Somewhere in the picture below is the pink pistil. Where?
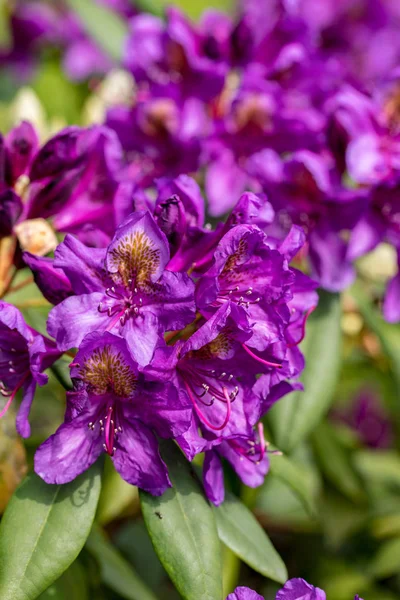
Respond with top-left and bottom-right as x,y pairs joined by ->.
104,406 -> 115,456
183,379 -> 231,431
0,372 -> 29,419
257,422 -> 266,460
105,309 -> 126,332
242,344 -> 282,369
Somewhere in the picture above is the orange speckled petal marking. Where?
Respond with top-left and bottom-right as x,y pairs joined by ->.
79,343 -> 137,397
106,212 -> 169,286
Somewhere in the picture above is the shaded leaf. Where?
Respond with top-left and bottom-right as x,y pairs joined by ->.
0,463 -> 102,600
213,491 -> 287,583
86,527 -> 157,600
140,441 -> 223,600
268,291 -> 342,453
311,422 -> 365,502
269,453 -> 317,517
370,537 -> 400,579
38,561 -> 89,600
351,282 -> 400,396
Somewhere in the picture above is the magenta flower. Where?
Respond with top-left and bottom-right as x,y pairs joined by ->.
34,332 -> 191,494
47,211 -> 195,365
0,301 -> 61,438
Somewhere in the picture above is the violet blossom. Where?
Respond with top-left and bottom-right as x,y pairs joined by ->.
0,301 -> 61,438
35,332 -> 190,494
47,211 -> 195,365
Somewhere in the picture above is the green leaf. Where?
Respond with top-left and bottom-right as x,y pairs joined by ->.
37,561 -> 89,600
269,453 -> 317,517
0,463 -> 102,600
353,450 -> 400,487
65,0 -> 128,62
350,282 -> 400,395
370,537 -> 400,579
140,442 -> 223,600
86,527 -> 157,600
213,491 -> 287,583
268,290 -> 342,453
311,422 -> 365,502
0,0 -> 12,51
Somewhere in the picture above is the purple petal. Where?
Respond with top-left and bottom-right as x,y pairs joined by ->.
276,578 -> 326,600
384,269 -> 400,323
5,121 -> 38,184
150,270 -> 195,331
54,233 -> 107,294
47,293 -> 109,351
206,152 -> 248,217
309,228 -> 355,292
34,408 -> 104,484
23,252 -> 73,305
203,450 -> 225,506
124,311 -> 161,366
16,377 -> 36,439
112,418 -> 171,495
226,586 -> 264,600
219,439 -> 269,487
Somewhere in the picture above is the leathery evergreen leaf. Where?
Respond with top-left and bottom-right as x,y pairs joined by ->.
0,462 -> 102,600
212,491 -> 287,584
140,441 -> 223,600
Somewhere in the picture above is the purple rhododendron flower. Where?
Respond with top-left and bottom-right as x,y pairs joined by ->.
47,211 -> 195,365
0,301 -> 61,438
226,586 -> 264,599
276,578 -> 326,600
35,332 -> 191,494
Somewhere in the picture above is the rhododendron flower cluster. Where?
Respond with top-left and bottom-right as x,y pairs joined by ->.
227,578 -> 364,599
0,116 -> 317,501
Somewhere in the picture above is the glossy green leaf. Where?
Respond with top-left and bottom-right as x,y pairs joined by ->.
268,290 -> 342,453
269,453 -> 317,517
0,463 -> 102,600
86,527 -> 157,600
213,491 -> 287,583
140,442 -> 223,600
65,0 -> 128,62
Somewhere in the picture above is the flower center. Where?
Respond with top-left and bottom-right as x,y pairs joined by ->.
98,285 -> 144,328
88,405 -> 123,457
